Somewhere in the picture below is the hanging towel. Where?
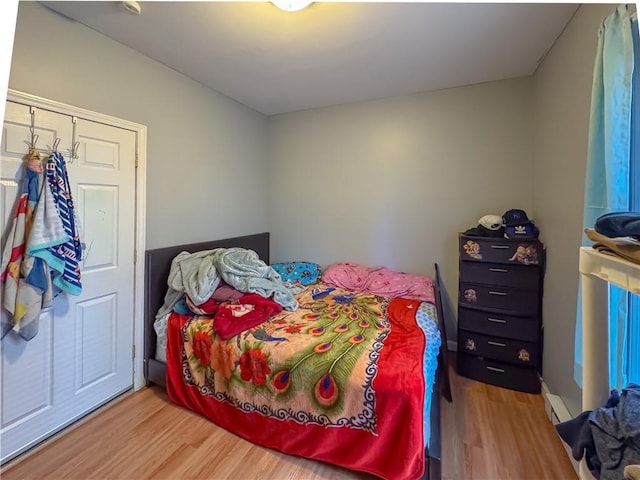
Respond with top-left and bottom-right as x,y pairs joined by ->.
25,154 -> 69,288
1,155 -> 57,340
27,153 -> 71,280
29,152 -> 83,295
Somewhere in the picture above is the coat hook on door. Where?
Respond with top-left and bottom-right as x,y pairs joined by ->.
47,137 -> 60,156
68,116 -> 80,163
24,106 -> 39,152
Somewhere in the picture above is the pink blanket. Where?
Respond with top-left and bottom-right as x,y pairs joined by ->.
321,262 -> 435,303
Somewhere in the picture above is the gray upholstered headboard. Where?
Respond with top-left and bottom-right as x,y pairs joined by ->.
143,232 -> 270,385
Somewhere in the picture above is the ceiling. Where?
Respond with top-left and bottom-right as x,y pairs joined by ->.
40,2 -> 579,116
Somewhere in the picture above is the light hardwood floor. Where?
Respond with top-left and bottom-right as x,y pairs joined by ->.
2,363 -> 577,480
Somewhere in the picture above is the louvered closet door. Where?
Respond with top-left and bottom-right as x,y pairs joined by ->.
0,101 -> 136,464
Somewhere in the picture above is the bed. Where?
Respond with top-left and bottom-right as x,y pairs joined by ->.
144,232 -> 451,480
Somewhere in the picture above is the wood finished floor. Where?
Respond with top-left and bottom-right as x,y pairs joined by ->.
1,363 -> 577,480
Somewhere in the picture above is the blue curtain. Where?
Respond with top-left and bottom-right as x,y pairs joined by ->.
575,4 -> 634,390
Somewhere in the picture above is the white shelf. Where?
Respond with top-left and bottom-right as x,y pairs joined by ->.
578,247 -> 640,480
579,247 -> 640,294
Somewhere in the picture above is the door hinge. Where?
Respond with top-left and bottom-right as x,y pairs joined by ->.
132,345 -> 136,360
133,247 -> 137,264
135,153 -> 139,168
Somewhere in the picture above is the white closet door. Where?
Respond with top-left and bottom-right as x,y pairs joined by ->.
0,101 -> 136,463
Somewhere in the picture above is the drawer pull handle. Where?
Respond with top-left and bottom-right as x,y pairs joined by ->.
487,317 -> 507,324
489,291 -> 507,296
486,366 -> 505,373
489,268 -> 508,272
490,245 -> 510,249
488,341 -> 506,347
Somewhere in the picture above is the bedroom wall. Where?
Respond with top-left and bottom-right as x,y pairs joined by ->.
7,2 -> 269,250
267,78 -> 534,341
7,3 -> 610,414
531,3 -> 615,418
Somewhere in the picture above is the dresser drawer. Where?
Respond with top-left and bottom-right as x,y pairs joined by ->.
458,329 -> 538,366
459,261 -> 539,289
458,307 -> 539,342
459,282 -> 539,315
459,235 -> 542,266
457,352 -> 541,394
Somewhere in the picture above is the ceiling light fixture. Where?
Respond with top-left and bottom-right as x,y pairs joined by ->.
271,0 -> 313,12
121,1 -> 142,15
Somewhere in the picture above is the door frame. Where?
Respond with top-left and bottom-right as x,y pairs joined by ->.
6,89 -> 147,390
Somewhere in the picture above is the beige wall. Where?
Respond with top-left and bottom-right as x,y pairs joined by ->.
532,3 -> 614,417
8,1 -> 615,415
8,2 -> 269,249
267,78 -> 534,341
267,3 -> 615,415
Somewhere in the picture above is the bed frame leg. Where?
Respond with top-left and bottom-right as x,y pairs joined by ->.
428,457 -> 441,480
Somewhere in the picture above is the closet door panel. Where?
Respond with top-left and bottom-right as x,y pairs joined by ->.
77,132 -> 121,170
0,180 -> 19,238
1,105 -> 75,462
76,185 -> 118,270
1,103 -> 34,243
0,304 -> 58,460
1,309 -> 54,428
1,102 -> 136,464
74,293 -> 118,392
54,117 -> 135,419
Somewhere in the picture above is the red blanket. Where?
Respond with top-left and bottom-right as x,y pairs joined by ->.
166,285 -> 427,479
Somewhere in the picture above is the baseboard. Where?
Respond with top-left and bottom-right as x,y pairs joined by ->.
541,382 -> 580,477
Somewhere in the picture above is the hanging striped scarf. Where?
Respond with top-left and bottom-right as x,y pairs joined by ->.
44,152 -> 83,295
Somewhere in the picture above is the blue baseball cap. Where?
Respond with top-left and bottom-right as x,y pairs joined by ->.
503,209 -> 531,226
505,223 -> 539,239
594,212 -> 640,239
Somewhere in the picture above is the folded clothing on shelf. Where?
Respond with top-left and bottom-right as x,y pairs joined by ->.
585,228 -> 640,264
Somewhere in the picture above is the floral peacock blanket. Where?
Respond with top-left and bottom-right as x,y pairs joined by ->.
166,282 -> 439,480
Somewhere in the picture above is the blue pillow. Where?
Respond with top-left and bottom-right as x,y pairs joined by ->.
271,261 -> 321,285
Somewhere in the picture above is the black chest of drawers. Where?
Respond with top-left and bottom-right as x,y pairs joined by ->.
456,234 -> 545,394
